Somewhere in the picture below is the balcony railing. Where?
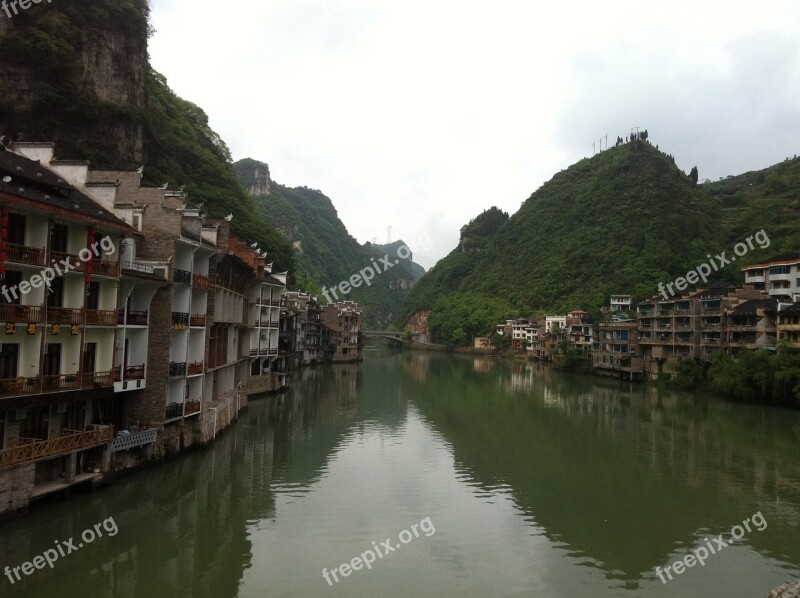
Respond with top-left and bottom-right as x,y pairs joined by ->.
187,361 -> 204,375
110,429 -> 157,452
47,307 -> 83,324
126,310 -> 148,326
0,426 -> 113,469
0,376 -> 39,398
193,274 -> 210,289
42,373 -> 81,392
7,243 -> 46,267
165,402 -> 183,420
169,362 -> 187,377
91,260 -> 119,276
173,269 -> 192,285
172,312 -> 189,328
190,314 -> 206,327
125,364 -> 145,380
184,400 -> 201,416
0,304 -> 42,323
49,251 -> 86,273
80,371 -> 113,388
86,309 -> 117,326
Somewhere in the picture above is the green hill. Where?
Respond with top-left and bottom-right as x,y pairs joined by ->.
234,159 -> 425,327
400,140 -> 800,345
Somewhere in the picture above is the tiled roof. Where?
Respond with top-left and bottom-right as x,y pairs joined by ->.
0,147 -> 129,229
731,298 -> 778,316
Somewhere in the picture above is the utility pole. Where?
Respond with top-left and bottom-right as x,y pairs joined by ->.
592,141 -> 596,155
605,134 -> 608,150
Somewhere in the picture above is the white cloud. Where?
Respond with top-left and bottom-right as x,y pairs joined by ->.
149,0 -> 800,269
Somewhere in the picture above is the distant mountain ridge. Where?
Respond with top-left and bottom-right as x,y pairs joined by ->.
234,158 -> 426,327
399,140 -> 800,345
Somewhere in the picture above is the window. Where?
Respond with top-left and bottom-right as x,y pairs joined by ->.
0,344 -> 19,379
7,213 -> 25,246
44,344 -> 61,377
50,223 -> 68,253
83,343 -> 97,374
1,271 -> 22,304
770,265 -> 790,275
47,277 -> 64,308
86,282 -> 100,311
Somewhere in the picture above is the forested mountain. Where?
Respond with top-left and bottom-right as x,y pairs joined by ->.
400,140 -> 800,345
234,159 -> 425,327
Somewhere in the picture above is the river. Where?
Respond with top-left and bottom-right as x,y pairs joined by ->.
1,348 -> 799,597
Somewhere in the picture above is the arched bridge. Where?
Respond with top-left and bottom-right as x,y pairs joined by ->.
361,330 -> 410,344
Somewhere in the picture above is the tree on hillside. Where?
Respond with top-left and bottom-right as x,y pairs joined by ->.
689,166 -> 699,185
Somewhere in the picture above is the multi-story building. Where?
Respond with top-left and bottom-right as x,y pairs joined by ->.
636,285 -> 767,379
545,315 -> 567,334
0,144 -> 135,513
566,310 -> 593,354
610,294 -> 633,312
280,291 -> 322,368
593,321 -> 642,379
741,254 -> 800,302
320,301 -> 362,362
725,298 -> 778,355
777,302 -> 800,348
306,296 -> 321,364
248,266 -> 287,395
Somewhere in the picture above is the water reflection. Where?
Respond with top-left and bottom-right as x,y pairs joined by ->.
0,350 -> 797,597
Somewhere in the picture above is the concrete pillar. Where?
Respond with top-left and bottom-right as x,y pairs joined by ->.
64,452 -> 77,483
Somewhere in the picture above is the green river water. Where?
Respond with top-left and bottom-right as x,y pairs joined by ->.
1,348 -> 799,597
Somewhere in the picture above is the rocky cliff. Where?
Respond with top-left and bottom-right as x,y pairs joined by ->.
0,0 -> 148,168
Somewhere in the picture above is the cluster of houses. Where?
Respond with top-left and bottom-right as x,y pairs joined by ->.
478,310 -> 594,359
0,141 -> 362,517
482,259 -> 800,382
595,257 -> 800,380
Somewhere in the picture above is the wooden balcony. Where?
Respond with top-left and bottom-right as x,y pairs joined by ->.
184,400 -> 201,416
42,373 -> 81,392
80,371 -> 113,389
7,243 -> 45,267
190,314 -> 206,327
117,364 -> 145,381
47,307 -> 84,324
187,361 -> 204,376
86,309 -> 117,326
0,376 -> 40,398
0,426 -> 113,469
49,251 -> 87,273
91,260 -> 119,276
125,310 -> 148,326
193,274 -> 210,289
0,304 -> 42,323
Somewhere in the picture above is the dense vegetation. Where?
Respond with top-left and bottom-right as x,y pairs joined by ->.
668,345 -> 800,407
236,159 -> 425,327
400,140 -> 800,345
140,71 -> 297,277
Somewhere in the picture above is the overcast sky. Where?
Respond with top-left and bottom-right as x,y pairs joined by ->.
149,0 -> 800,270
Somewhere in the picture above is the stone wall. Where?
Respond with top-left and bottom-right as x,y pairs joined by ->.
0,464 -> 35,517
